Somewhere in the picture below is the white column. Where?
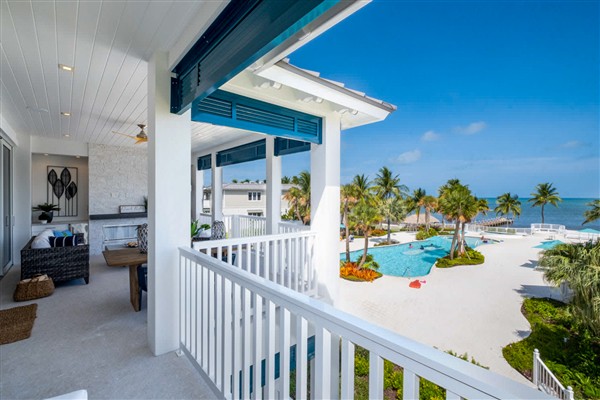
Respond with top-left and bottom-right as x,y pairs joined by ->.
265,137 -> 281,234
310,113 -> 341,305
147,51 -> 191,355
191,164 -> 204,220
211,152 -> 223,222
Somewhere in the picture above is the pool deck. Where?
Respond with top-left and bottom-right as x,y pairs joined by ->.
337,231 -> 570,386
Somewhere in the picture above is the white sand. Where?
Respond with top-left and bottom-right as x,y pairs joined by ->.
337,231 -> 567,385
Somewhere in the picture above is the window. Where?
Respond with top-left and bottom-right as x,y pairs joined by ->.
248,191 -> 261,201
203,192 -> 211,200
248,211 -> 263,217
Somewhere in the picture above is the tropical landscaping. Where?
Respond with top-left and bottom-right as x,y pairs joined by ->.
503,239 -> 600,397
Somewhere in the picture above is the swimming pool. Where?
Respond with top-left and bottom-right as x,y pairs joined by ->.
342,236 -> 494,278
534,240 -> 564,250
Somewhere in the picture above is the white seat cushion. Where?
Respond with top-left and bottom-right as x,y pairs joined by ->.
31,229 -> 54,249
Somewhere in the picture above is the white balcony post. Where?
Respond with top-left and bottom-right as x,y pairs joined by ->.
310,113 -> 341,304
265,137 -> 281,234
211,153 -> 223,223
191,165 -> 204,220
147,51 -> 191,355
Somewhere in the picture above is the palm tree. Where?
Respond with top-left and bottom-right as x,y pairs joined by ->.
281,176 -> 291,184
341,183 -> 357,262
494,193 -> 522,226
583,199 -> 600,225
373,166 -> 408,243
350,196 -> 382,268
283,171 -> 311,224
421,195 -> 438,231
528,183 -> 562,224
539,240 -> 600,336
438,184 -> 473,259
408,188 -> 426,224
437,181 -> 481,259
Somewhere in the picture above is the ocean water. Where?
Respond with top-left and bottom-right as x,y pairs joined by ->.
431,198 -> 599,231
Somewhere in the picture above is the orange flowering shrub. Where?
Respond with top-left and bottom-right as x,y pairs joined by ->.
340,262 -> 381,282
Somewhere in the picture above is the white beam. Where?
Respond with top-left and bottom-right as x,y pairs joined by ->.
191,164 -> 204,220
211,153 -> 223,222
310,113 -> 340,304
265,137 -> 281,234
147,51 -> 191,355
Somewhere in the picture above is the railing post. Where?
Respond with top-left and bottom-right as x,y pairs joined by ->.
403,369 -> 420,400
232,215 -> 240,238
565,386 -> 574,400
533,349 -> 539,387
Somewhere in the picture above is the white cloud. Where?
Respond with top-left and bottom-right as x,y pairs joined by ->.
561,140 -> 583,148
394,149 -> 422,164
421,130 -> 440,142
454,121 -> 487,135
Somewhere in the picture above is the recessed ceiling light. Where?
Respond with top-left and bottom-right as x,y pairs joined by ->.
63,134 -> 70,137
61,112 -> 71,116
58,64 -> 74,72
44,153 -> 49,156
75,156 -> 81,159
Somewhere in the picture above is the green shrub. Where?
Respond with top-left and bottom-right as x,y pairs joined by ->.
416,228 -> 439,240
436,249 -> 484,268
503,298 -> 600,398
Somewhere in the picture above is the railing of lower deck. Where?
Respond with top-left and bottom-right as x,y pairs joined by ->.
533,349 -> 574,400
531,223 -> 566,235
466,224 -> 532,235
179,246 -> 553,400
192,231 -> 316,296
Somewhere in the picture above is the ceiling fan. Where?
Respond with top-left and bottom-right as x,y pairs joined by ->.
112,124 -> 148,144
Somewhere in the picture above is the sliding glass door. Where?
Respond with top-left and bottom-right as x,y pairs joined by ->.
1,137 -> 13,275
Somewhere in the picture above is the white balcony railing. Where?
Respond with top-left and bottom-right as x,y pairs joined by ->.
179,246 -> 553,400
198,213 -> 309,238
533,349 -> 574,400
192,231 -> 317,295
278,220 -> 310,234
531,223 -> 566,235
466,224 -> 532,235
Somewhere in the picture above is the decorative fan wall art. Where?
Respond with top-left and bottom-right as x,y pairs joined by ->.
47,166 -> 78,217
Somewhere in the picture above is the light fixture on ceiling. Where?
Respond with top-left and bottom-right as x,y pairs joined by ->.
58,64 -> 74,72
75,156 -> 81,159
298,29 -> 311,41
61,112 -> 71,116
301,95 -> 323,104
63,134 -> 70,138
258,80 -> 282,90
44,153 -> 49,156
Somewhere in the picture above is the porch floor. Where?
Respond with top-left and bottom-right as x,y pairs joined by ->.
0,255 -> 214,399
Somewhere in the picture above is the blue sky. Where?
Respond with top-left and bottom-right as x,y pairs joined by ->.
223,1 -> 599,198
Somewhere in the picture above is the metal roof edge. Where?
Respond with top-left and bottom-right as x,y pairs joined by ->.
274,60 -> 397,113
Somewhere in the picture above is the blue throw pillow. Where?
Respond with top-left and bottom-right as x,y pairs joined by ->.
49,236 -> 78,247
53,230 -> 73,237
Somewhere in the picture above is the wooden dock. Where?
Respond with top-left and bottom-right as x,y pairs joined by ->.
475,217 -> 513,227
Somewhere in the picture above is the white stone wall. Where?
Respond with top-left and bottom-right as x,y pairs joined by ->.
89,144 -> 147,214
88,144 -> 147,254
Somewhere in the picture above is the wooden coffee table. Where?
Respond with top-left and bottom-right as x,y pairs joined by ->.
102,248 -> 147,312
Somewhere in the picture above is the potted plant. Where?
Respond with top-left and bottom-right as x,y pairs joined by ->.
32,203 -> 60,223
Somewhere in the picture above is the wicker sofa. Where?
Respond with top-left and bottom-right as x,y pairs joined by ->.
21,233 -> 89,284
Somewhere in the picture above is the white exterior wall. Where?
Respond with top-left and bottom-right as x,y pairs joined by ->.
206,186 -> 291,216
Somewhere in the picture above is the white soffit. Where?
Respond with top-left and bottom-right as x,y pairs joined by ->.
0,0 -> 220,147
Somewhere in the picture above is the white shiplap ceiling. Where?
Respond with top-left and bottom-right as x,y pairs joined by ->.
0,0 -> 226,147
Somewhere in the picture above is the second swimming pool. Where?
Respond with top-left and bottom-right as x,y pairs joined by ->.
343,235 -> 495,277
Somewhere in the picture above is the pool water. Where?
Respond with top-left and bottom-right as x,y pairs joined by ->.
342,236 -> 494,278
534,240 -> 564,250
